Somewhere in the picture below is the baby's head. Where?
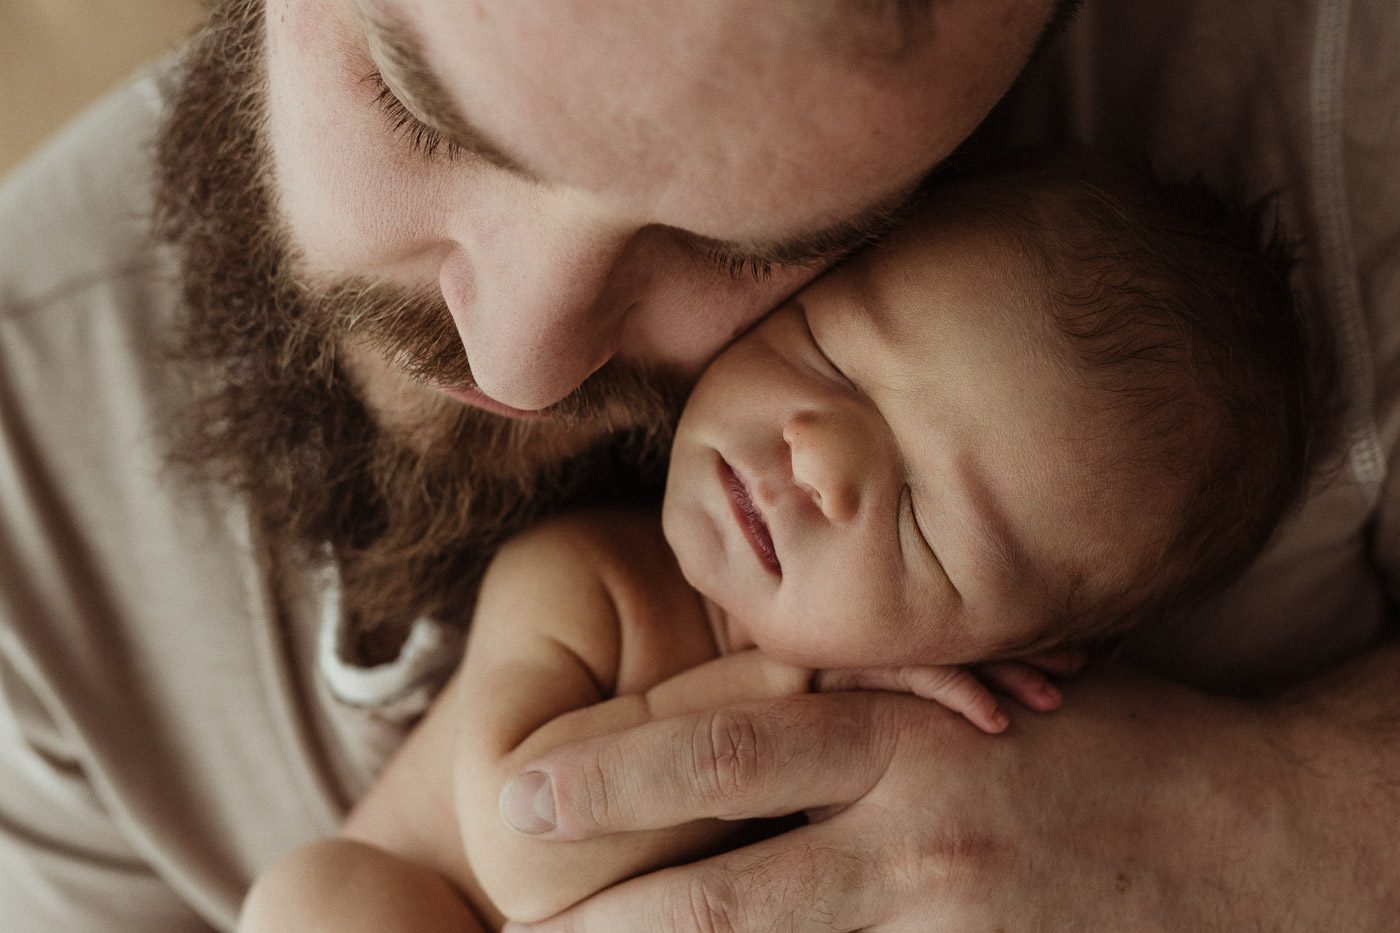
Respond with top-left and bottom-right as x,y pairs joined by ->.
662,156 -> 1326,668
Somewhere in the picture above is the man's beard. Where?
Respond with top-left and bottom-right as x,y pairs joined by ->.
154,0 -> 682,661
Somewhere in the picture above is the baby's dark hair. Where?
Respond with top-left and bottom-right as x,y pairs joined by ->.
934,153 -> 1331,647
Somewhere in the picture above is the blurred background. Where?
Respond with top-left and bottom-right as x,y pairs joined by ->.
1,0 -> 203,177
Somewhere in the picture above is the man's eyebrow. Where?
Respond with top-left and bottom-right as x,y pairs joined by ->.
358,1 -> 544,182
693,193 -> 914,267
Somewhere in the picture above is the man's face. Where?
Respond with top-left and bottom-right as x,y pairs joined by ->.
262,0 -> 1056,422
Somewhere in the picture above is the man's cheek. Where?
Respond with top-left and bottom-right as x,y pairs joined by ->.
626,261 -> 818,380
263,0 -> 437,277
265,97 -> 411,274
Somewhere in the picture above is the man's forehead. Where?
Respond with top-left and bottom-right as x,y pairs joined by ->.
367,0 -> 929,59
356,0 -> 1016,239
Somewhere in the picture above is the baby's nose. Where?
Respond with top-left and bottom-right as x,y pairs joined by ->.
783,410 -> 862,523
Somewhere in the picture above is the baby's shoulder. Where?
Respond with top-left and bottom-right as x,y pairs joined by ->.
489,507 -> 685,603
484,508 -> 712,691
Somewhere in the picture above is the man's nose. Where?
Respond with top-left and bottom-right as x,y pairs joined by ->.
782,409 -> 867,524
441,199 -> 641,411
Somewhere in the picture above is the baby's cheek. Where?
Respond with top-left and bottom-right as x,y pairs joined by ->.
811,581 -> 932,669
758,583 -> 877,669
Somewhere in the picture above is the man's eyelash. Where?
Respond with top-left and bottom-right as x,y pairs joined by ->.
363,71 -> 463,161
700,244 -> 775,283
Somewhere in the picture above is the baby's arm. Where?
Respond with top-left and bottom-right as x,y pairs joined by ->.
239,838 -> 486,933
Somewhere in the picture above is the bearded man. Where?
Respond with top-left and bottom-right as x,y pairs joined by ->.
1,0 -> 1398,930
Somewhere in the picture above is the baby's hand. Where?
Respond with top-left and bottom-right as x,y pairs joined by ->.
813,649 -> 1086,734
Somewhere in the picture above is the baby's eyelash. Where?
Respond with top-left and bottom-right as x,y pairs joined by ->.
797,307 -> 854,388
363,71 -> 463,161
902,485 -> 933,552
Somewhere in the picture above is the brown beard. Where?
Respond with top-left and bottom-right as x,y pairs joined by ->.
153,0 -> 682,662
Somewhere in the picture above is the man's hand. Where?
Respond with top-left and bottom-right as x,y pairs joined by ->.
497,654 -> 1400,931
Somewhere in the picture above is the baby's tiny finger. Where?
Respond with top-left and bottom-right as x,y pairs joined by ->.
1018,648 -> 1088,677
975,661 -> 1062,712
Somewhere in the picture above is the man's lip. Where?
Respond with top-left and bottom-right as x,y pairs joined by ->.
719,457 -> 781,577
432,382 -> 548,420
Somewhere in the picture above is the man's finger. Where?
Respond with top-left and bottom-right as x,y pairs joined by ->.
499,692 -> 904,840
502,821 -> 885,933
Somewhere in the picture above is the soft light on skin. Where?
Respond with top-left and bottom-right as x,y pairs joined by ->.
662,214 -> 1158,669
261,0 -> 1055,419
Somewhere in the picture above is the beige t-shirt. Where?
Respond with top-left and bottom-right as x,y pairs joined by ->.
0,72 -> 440,932
0,0 -> 1396,929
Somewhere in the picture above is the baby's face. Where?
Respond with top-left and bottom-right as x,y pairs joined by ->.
663,214 -> 1141,668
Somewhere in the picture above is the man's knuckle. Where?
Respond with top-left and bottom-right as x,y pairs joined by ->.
581,756 -> 614,828
690,708 -> 763,801
661,875 -> 739,933
892,822 -> 1010,907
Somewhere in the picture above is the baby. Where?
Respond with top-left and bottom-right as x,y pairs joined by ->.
238,156 -> 1324,931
